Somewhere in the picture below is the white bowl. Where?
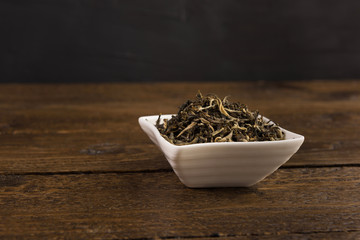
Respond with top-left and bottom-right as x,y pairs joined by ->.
139,114 -> 304,188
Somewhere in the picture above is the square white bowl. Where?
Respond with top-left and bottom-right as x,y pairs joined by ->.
139,114 -> 304,188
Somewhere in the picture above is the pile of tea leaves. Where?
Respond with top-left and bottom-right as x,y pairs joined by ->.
155,92 -> 285,145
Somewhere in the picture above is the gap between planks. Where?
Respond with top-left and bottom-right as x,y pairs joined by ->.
1,164 -> 360,176
108,229 -> 360,240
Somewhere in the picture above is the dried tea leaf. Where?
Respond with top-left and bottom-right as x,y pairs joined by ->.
156,92 -> 285,145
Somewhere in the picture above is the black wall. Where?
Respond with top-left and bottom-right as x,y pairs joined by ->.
1,0 -> 360,82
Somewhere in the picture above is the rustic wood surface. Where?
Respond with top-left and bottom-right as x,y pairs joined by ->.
0,80 -> 359,239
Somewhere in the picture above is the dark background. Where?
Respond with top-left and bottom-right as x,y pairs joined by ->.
1,0 -> 360,82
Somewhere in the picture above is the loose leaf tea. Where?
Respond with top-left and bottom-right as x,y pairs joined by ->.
156,92 -> 285,145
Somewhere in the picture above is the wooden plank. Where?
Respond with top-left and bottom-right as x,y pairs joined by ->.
0,167 -> 359,239
0,81 -> 359,174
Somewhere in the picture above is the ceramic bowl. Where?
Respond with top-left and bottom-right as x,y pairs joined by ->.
139,114 -> 304,188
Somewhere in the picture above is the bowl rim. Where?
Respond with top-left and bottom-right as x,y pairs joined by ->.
139,114 -> 305,149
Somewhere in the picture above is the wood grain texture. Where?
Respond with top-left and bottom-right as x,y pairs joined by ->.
1,0 -> 360,82
0,81 -> 359,174
0,167 -> 359,239
0,81 -> 359,239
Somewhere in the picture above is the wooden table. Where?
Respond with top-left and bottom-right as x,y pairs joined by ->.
0,81 -> 359,239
